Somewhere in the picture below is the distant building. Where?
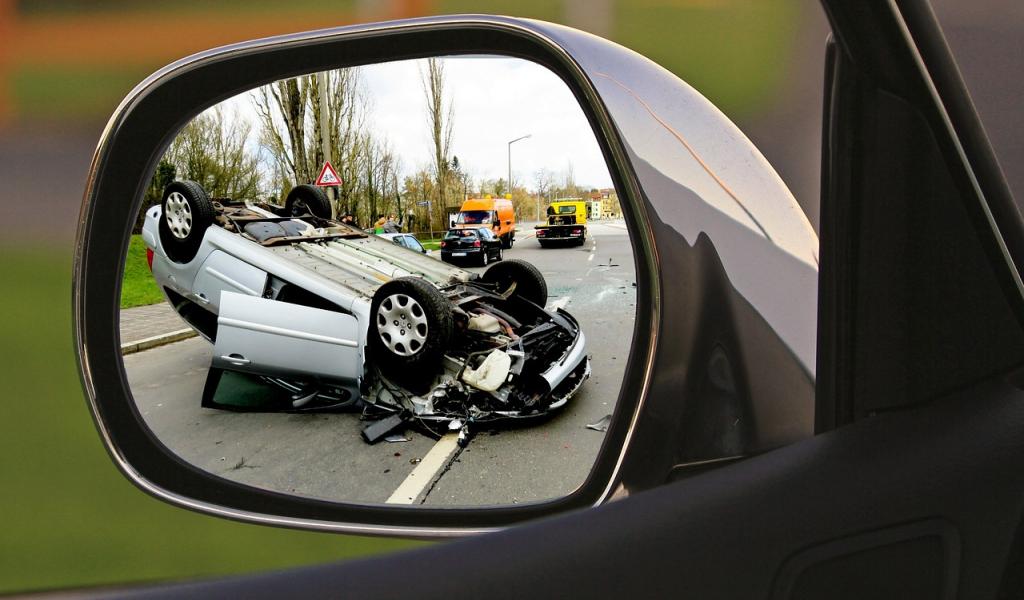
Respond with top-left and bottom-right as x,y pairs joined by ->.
596,188 -> 620,218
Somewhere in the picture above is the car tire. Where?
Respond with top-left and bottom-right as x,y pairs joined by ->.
284,184 -> 332,219
496,247 -> 503,261
501,234 -> 513,249
158,180 -> 215,264
369,277 -> 453,390
480,250 -> 490,267
481,258 -> 548,306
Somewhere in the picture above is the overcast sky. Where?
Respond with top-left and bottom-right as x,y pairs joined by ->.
219,56 -> 613,191
358,56 -> 613,190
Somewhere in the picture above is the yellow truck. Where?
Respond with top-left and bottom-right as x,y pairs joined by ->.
535,199 -> 587,247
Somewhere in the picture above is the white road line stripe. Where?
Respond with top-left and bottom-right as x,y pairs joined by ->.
588,253 -> 595,261
386,433 -> 461,504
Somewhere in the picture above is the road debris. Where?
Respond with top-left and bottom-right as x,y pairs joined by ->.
586,414 -> 612,432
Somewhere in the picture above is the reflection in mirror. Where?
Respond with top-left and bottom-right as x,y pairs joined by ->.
120,56 -> 635,507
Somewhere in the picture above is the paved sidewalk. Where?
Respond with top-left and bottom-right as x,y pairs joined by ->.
119,302 -> 195,354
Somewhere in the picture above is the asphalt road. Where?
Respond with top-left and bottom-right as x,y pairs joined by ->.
123,220 -> 637,507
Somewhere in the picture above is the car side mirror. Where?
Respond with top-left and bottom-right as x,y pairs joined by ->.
75,15 -> 816,537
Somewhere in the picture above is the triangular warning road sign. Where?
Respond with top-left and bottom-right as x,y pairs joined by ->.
315,161 -> 342,186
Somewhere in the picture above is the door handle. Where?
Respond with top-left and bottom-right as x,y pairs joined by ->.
193,292 -> 210,305
220,354 -> 250,366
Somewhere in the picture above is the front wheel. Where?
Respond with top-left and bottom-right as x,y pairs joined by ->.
369,277 -> 453,391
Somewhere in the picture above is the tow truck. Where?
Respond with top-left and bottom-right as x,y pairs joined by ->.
534,199 -> 587,247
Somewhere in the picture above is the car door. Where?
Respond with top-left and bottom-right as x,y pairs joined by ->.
170,4 -> 1024,597
191,249 -> 268,311
211,291 -> 362,399
478,228 -> 498,259
68,2 -> 1024,598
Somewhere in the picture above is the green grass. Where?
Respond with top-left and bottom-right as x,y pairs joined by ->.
0,247 -> 420,594
120,235 -> 164,309
420,238 -> 442,251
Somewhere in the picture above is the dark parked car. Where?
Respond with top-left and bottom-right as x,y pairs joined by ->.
439,227 -> 503,266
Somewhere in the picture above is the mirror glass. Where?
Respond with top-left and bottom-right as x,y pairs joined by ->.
120,55 -> 636,507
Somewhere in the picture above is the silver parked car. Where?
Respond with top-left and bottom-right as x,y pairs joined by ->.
143,180 -> 589,441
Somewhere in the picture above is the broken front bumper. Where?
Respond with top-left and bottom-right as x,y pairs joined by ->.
539,308 -> 588,394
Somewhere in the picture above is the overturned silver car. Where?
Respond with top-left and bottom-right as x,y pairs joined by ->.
142,180 -> 590,443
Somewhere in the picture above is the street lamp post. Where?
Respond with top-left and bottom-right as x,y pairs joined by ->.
507,134 -> 531,195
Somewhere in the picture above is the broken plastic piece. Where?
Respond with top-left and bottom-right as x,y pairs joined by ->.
362,413 -> 406,444
457,425 -> 471,447
461,350 -> 512,392
467,312 -> 502,334
384,434 -> 410,443
586,414 -> 612,432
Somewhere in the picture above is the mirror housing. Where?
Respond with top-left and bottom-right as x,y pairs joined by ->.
75,15 -> 817,536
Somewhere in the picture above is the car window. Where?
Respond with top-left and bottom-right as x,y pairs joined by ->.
405,237 -> 425,252
457,210 -> 492,224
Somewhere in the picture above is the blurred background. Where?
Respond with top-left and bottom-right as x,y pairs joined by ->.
0,0 -> 1018,593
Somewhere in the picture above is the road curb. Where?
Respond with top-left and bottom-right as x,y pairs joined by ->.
121,328 -> 197,355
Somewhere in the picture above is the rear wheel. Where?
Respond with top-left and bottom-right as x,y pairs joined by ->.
481,258 -> 548,306
284,184 -> 332,219
480,250 -> 490,267
158,180 -> 215,264
369,277 -> 453,390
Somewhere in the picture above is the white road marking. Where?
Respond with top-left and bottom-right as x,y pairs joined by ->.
386,433 -> 461,504
588,253 -> 595,262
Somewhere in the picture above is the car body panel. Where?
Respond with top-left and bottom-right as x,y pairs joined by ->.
212,291 -> 363,397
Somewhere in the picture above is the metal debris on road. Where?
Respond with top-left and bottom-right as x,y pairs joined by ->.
586,414 -> 612,432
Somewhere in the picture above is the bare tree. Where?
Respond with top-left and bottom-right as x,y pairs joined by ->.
253,77 -> 312,185
165,106 -> 260,199
534,168 -> 555,200
422,58 -> 454,230
252,68 -> 367,214
534,167 -> 555,220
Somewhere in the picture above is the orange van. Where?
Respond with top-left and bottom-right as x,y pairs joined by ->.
453,195 -> 516,248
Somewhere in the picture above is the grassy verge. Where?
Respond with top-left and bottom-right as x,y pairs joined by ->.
0,246 -> 420,594
420,238 -> 442,251
120,235 -> 164,309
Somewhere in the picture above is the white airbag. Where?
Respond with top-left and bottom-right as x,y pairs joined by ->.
461,349 -> 512,392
